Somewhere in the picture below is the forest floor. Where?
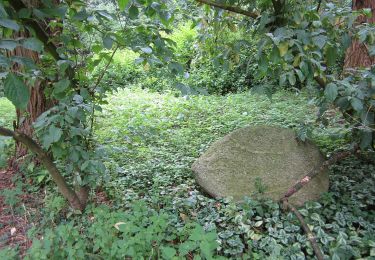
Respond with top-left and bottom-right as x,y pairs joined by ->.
0,88 -> 374,259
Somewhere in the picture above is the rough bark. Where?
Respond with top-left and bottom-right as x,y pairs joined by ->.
6,0 -> 54,162
344,0 -> 375,148
344,0 -> 375,69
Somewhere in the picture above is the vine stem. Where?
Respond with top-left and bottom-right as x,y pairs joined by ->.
284,200 -> 324,260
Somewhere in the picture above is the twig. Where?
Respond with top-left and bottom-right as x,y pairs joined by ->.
316,0 -> 322,12
93,45 -> 119,91
280,149 -> 353,201
195,0 -> 259,19
89,45 -> 119,136
284,201 -> 324,260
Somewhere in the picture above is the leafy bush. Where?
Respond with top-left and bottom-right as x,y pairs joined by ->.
98,23 -> 265,95
25,203 -> 222,259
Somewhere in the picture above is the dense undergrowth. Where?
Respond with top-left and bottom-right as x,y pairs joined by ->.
0,88 -> 374,259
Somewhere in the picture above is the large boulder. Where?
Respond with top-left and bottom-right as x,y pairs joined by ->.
192,125 -> 328,206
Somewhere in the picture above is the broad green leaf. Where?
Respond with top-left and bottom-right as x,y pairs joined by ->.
128,5 -> 139,19
141,47 -> 152,54
0,55 -> 10,68
279,73 -> 287,86
0,3 -> 7,18
326,45 -> 337,67
103,35 -> 113,49
369,45 -> 375,56
161,247 -> 176,259
351,97 -> 363,112
324,83 -> 338,102
288,72 -> 296,86
96,10 -> 114,20
23,38 -> 44,52
168,62 -> 183,75
118,0 -> 129,11
0,18 -> 20,31
299,61 -> 310,76
341,33 -> 351,49
4,73 -> 30,109
53,78 -> 70,94
336,97 -> 350,110
0,40 -> 18,51
17,8 -> 32,19
270,46 -> 280,63
42,125 -> 63,148
360,130 -> 372,150
278,42 -> 288,57
295,69 -> 305,82
312,35 -> 327,49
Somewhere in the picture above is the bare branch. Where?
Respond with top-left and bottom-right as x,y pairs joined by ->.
0,126 -> 85,211
195,0 -> 259,19
280,149 -> 353,202
284,201 -> 324,260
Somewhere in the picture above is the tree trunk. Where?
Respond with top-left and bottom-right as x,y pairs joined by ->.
9,45 -> 53,161
344,0 -> 375,149
344,0 -> 375,69
7,0 -> 54,164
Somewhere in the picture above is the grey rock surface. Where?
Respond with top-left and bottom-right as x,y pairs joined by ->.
192,125 -> 328,206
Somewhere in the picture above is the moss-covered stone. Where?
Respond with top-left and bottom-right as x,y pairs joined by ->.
192,125 -> 328,206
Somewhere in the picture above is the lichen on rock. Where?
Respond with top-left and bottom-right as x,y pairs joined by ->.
192,125 -> 328,206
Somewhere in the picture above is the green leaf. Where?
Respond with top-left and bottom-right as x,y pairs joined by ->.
4,73 -> 30,109
278,42 -> 288,57
336,97 -> 350,110
0,40 -> 18,51
279,73 -> 287,86
118,0 -> 129,11
179,241 -> 198,256
295,69 -> 305,82
288,72 -> 296,86
270,46 -> 280,63
161,247 -> 176,259
312,35 -> 327,49
168,62 -> 184,75
360,130 -> 372,150
200,240 -> 212,259
53,78 -> 70,94
103,35 -> 113,49
324,83 -> 338,102
299,61 -> 310,76
369,45 -> 375,56
128,5 -> 139,19
326,45 -> 337,67
141,47 -> 152,54
351,97 -> 363,112
23,38 -> 44,52
44,125 -> 63,148
0,18 -> 20,31
0,55 -> 10,68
